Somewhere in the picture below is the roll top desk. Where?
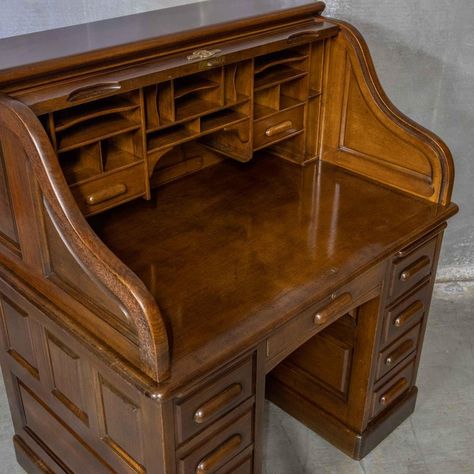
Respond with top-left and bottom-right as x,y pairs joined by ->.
0,1 -> 457,472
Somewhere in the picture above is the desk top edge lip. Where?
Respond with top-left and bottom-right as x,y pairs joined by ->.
0,0 -> 327,87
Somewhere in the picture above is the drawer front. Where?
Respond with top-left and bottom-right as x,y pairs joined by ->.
376,324 -> 421,381
70,163 -> 146,216
371,359 -> 415,419
178,409 -> 253,474
265,264 -> 383,372
215,447 -> 253,474
389,237 -> 437,302
175,358 -> 254,444
382,281 -> 432,345
253,105 -> 304,150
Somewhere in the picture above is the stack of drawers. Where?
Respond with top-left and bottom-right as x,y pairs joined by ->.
370,235 -> 439,420
174,357 -> 255,474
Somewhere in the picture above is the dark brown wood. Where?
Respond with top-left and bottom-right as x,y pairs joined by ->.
0,1 -> 458,472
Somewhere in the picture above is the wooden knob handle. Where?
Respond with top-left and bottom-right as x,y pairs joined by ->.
67,82 -> 121,102
399,256 -> 431,282
314,293 -> 353,325
86,183 -> 127,206
287,31 -> 321,43
265,120 -> 294,137
394,300 -> 424,328
385,339 -> 415,367
195,435 -> 242,473
193,383 -> 243,424
380,378 -> 409,407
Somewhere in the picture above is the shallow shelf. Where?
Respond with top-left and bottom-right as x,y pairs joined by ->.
174,77 -> 220,99
147,125 -> 197,152
254,95 -> 303,120
57,115 -> 140,152
147,95 -> 249,133
55,96 -> 139,132
254,51 -> 308,75
175,98 -> 221,122
254,66 -> 308,91
103,146 -> 143,172
200,109 -> 248,132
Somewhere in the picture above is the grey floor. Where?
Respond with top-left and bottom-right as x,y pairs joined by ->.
1,282 -> 473,474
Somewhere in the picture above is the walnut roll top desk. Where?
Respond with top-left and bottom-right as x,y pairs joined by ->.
0,1 -> 458,473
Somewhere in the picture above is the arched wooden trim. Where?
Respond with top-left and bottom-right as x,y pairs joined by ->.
322,17 -> 455,205
0,93 -> 170,382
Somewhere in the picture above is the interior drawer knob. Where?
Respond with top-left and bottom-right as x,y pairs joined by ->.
265,120 -> 294,137
196,434 -> 242,473
86,183 -> 127,205
399,256 -> 431,282
314,292 -> 353,325
193,383 -> 243,424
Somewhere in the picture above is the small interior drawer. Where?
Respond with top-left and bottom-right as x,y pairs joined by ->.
371,359 -> 415,419
177,409 -> 253,474
174,357 -> 254,444
388,237 -> 437,302
382,281 -> 432,346
376,323 -> 421,381
70,163 -> 145,216
253,105 -> 304,150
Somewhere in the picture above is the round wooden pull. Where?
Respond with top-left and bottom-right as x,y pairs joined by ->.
313,292 -> 353,325
193,383 -> 243,424
86,183 -> 127,205
265,120 -> 293,137
195,434 -> 242,473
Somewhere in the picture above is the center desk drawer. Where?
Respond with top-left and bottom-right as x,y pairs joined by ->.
265,264 -> 383,372
253,105 -> 304,150
175,358 -> 254,444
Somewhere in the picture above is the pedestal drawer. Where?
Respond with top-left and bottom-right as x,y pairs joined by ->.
376,324 -> 420,381
388,237 -> 437,302
382,280 -> 432,345
371,359 -> 415,419
175,358 -> 254,444
177,409 -> 253,474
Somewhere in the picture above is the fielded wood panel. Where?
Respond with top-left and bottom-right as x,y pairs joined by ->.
0,142 -> 20,255
0,277 -> 169,474
320,19 -> 454,205
0,294 -> 40,379
42,206 -> 133,339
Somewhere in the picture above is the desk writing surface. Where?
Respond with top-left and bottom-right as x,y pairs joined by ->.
90,156 -> 454,385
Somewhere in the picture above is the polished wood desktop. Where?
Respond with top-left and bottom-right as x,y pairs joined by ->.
0,1 -> 457,472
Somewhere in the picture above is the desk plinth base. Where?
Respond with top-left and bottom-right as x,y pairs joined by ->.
266,377 -> 418,460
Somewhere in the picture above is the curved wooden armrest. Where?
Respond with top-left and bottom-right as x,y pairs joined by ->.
0,93 -> 170,382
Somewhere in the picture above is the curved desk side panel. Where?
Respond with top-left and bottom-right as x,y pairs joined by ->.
320,18 -> 455,206
0,93 -> 170,382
